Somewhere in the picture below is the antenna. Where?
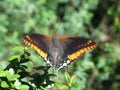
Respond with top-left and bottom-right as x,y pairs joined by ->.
47,18 -> 62,33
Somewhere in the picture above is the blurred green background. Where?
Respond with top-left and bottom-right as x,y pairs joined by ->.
0,0 -> 120,90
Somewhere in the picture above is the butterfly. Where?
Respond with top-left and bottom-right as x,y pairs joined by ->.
22,33 -> 96,70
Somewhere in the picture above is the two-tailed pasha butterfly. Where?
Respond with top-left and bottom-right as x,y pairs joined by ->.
22,33 -> 96,70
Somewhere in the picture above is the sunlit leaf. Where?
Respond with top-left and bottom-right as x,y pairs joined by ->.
70,75 -> 77,85
7,74 -> 20,81
60,85 -> 69,90
64,72 -> 70,84
1,81 -> 9,88
12,45 -> 24,51
9,55 -> 20,61
0,70 -> 8,77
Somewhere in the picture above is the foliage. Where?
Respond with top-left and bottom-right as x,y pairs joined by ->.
55,72 -> 79,90
0,46 -> 55,90
0,0 -> 120,90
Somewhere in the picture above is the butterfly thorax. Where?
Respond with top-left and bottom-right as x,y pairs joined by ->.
47,33 -> 66,69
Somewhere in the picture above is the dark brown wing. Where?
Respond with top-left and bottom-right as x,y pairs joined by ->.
22,33 -> 51,60
60,36 -> 96,64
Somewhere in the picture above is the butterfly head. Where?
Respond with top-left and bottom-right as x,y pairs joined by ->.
46,56 -> 68,70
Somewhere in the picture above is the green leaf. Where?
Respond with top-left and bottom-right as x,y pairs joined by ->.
60,85 -> 69,90
7,74 -> 20,81
7,69 -> 20,81
64,72 -> 70,84
72,83 -> 80,87
0,70 -> 8,77
14,79 -> 21,89
19,85 -> 29,90
12,45 -> 24,51
70,75 -> 77,85
55,82 -> 63,89
9,55 -> 20,61
8,68 -> 15,75
1,81 -> 9,88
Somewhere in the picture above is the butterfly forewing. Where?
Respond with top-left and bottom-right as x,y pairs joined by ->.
59,37 -> 96,64
22,34 -> 51,60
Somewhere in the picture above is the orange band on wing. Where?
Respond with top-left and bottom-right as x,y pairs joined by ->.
67,44 -> 96,63
22,38 -> 47,60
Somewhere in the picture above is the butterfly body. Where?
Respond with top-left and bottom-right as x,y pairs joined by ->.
47,33 -> 67,69
22,33 -> 96,70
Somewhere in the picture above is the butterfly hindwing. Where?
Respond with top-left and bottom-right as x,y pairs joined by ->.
60,37 -> 96,64
22,33 -> 51,60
